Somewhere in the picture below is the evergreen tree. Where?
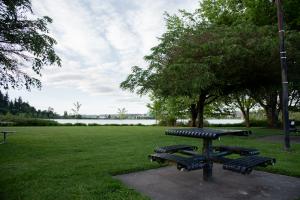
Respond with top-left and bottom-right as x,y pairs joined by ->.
0,92 -> 59,118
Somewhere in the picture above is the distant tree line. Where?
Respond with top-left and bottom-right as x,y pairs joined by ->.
0,90 -> 59,118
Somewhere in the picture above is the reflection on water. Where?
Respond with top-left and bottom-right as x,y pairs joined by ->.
53,119 -> 244,125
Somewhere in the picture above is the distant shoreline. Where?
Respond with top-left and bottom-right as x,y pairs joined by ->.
53,118 -> 244,125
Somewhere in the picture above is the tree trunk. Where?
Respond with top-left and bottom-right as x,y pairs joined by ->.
197,93 -> 206,128
190,103 -> 198,127
265,106 -> 279,128
265,92 -> 280,128
254,91 -> 280,128
241,108 -> 250,128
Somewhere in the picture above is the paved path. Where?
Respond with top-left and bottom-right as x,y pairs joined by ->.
115,165 -> 300,200
258,135 -> 300,144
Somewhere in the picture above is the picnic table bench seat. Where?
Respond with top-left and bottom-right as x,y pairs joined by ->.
149,153 -> 205,171
154,144 -> 198,153
213,145 -> 260,156
223,156 -> 276,174
150,148 -> 275,174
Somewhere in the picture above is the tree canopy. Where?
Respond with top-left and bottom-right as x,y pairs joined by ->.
0,0 -> 61,90
200,0 -> 300,30
121,1 -> 300,127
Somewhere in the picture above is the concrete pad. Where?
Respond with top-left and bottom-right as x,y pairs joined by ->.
115,165 -> 300,200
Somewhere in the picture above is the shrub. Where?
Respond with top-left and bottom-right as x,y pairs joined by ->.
0,115 -> 59,126
208,123 -> 244,127
88,123 -> 101,126
73,123 -> 87,126
136,123 -> 145,126
106,123 -> 121,126
249,120 -> 268,127
60,123 -> 73,126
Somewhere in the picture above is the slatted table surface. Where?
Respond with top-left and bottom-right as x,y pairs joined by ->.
165,128 -> 251,139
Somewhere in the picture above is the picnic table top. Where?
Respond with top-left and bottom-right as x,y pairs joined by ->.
1,130 -> 16,133
165,128 -> 251,139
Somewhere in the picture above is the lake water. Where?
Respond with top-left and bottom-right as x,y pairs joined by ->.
53,119 -> 244,125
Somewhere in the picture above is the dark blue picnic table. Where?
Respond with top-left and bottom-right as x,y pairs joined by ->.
149,128 -> 275,181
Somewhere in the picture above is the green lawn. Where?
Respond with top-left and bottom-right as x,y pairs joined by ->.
0,126 -> 299,200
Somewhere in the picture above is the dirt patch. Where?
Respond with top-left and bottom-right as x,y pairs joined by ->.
258,135 -> 300,144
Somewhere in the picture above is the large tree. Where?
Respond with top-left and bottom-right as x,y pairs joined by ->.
121,14 -> 229,127
122,12 -> 269,127
0,0 -> 61,90
199,0 -> 300,127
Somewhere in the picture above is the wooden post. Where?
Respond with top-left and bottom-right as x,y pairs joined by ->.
275,0 -> 290,150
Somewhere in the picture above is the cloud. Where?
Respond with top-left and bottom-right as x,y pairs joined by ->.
26,0 -> 199,113
116,96 -> 148,103
79,84 -> 116,94
48,74 -> 85,82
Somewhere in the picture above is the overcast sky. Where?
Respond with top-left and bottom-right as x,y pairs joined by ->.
7,0 -> 199,115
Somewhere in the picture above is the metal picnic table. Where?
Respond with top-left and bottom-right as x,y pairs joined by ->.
149,128 -> 275,181
1,130 -> 16,144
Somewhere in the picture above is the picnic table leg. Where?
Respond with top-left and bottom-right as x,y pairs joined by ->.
202,138 -> 213,181
3,132 -> 7,144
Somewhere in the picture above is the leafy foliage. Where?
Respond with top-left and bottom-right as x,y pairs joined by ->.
0,0 -> 61,90
200,0 -> 300,30
199,0 -> 300,127
147,95 -> 190,126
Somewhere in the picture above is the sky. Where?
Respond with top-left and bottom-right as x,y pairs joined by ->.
7,0 -> 199,115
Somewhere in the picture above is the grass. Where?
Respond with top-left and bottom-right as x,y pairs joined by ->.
0,126 -> 299,200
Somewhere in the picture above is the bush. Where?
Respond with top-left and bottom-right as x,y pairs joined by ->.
208,123 -> 244,127
88,123 -> 101,126
60,123 -> 73,126
0,115 -> 59,126
289,112 -> 300,121
136,123 -> 145,126
73,123 -> 87,126
249,120 -> 268,127
0,122 -> 15,126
